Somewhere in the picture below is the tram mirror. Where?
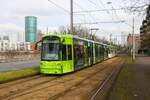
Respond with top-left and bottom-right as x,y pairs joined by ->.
61,38 -> 65,43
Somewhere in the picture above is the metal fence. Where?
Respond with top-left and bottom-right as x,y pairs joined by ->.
0,51 -> 40,63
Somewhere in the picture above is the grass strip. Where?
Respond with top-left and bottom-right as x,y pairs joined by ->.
0,67 -> 39,83
108,57 -> 134,100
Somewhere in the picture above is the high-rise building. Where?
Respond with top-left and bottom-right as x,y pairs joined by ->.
25,16 -> 37,42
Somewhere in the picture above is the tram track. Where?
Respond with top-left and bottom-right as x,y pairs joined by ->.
90,58 -> 126,100
0,75 -> 60,99
0,57 -> 121,100
49,58 -> 124,100
0,74 -> 42,89
14,58 -> 121,100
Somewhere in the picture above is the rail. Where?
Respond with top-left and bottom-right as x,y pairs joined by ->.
90,58 -> 126,100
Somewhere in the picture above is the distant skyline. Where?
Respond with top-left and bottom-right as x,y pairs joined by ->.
0,0 -> 147,44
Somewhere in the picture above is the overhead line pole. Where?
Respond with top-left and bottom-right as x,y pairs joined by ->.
70,0 -> 73,35
132,17 -> 135,61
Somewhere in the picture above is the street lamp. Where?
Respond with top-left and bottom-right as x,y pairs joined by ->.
132,17 -> 135,61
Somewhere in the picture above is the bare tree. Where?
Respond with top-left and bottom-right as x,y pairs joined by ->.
56,25 -> 111,44
122,0 -> 149,14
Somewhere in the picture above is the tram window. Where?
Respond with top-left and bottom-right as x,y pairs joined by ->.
98,45 -> 101,59
68,45 -> 72,60
62,45 -> 66,60
100,46 -> 104,57
95,44 -> 98,58
88,47 -> 91,57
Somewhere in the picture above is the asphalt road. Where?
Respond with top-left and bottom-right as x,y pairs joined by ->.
0,59 -> 40,72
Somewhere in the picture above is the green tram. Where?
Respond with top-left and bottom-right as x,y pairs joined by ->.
40,34 -> 116,74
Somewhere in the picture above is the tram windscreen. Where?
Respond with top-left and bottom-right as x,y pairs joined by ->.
41,36 -> 60,61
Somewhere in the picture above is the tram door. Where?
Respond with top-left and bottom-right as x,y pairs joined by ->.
88,42 -> 93,66
62,44 -> 73,73
67,45 -> 73,69
100,45 -> 104,61
84,41 -> 88,67
74,39 -> 84,70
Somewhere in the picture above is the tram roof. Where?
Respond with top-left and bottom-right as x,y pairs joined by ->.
43,34 -> 115,47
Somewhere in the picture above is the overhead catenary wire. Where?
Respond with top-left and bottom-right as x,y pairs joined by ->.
47,0 -> 101,30
47,0 -> 124,30
74,20 -> 125,24
98,0 -> 110,14
74,1 -> 125,31
48,0 -> 70,14
73,1 -> 95,25
73,2 -> 103,24
73,5 -> 149,13
107,1 -> 120,22
88,0 -> 111,15
47,0 -> 87,31
73,1 -> 107,35
90,1 -> 126,41
87,0 -> 116,21
87,0 -> 100,8
47,0 -> 139,40
73,1 -> 124,36
73,8 -> 125,13
47,0 -> 91,25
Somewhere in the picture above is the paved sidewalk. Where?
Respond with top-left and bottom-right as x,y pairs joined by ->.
131,57 -> 150,100
0,59 -> 40,72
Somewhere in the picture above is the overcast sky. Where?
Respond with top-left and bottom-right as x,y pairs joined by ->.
0,0 -> 148,43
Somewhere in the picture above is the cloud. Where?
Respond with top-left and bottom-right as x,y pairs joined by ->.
0,23 -> 23,33
1,0 -> 69,17
38,26 -> 58,33
0,0 -> 69,24
0,23 -> 24,43
0,0 -> 143,44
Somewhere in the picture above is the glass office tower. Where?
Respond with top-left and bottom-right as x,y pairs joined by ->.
25,16 -> 37,42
